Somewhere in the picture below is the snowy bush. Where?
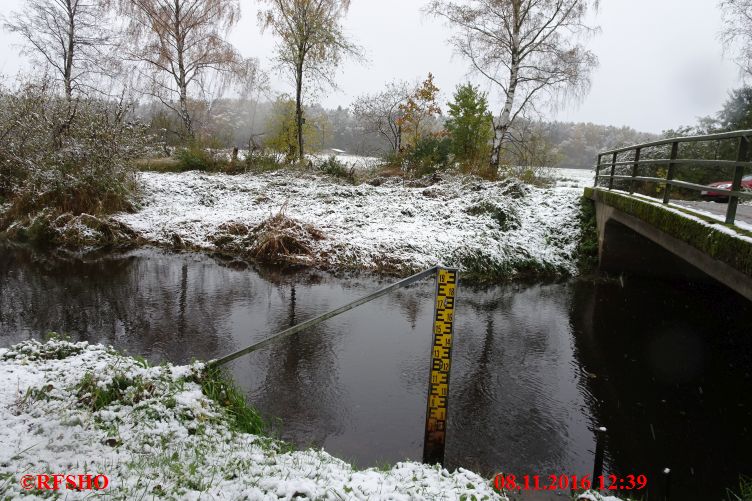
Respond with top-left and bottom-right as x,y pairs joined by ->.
0,79 -> 149,224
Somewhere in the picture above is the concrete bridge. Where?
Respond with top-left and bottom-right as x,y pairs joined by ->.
588,130 -> 752,301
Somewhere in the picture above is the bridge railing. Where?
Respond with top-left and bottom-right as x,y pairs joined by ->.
594,129 -> 752,225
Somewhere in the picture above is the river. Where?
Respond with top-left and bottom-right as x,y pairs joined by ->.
1,243 -> 750,499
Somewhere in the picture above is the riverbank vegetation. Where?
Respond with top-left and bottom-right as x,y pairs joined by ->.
113,169 -> 588,281
726,476 -> 752,501
575,197 -> 600,273
0,79 -> 150,248
0,69 -> 595,280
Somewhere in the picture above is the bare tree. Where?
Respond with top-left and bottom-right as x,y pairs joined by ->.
351,81 -> 411,154
427,0 -> 598,169
259,0 -> 362,161
720,0 -> 752,77
118,0 -> 254,139
3,0 -> 115,99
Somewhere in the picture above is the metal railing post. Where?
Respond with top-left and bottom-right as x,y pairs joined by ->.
594,154 -> 602,187
662,467 -> 671,501
608,152 -> 617,190
663,141 -> 679,204
592,427 -> 607,482
629,147 -> 641,194
726,136 -> 749,225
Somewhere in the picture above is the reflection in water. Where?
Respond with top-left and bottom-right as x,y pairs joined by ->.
448,285 -> 594,481
570,277 -> 752,500
1,243 -> 751,499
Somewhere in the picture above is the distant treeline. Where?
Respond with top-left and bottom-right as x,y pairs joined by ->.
136,98 -> 656,167
535,122 -> 658,169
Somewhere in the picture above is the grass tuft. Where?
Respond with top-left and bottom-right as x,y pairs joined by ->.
316,156 -> 356,183
75,372 -> 153,411
727,476 -> 752,501
248,206 -> 325,262
465,201 -> 519,231
196,366 -> 265,435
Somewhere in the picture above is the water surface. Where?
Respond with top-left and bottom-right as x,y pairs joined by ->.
1,244 -> 750,499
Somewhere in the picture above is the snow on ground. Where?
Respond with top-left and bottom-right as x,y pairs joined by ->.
230,150 -> 384,171
0,338 -> 508,500
671,200 -> 752,233
308,153 -> 384,170
610,190 -> 752,244
115,170 -> 584,276
551,167 -> 595,190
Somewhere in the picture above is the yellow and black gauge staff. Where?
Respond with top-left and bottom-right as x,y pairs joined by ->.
423,267 -> 458,466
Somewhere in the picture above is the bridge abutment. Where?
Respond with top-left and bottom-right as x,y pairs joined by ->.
587,188 -> 752,301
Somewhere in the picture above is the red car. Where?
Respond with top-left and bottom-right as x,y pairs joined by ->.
700,174 -> 752,202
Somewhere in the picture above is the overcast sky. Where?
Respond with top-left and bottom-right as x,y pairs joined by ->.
0,0 -> 743,133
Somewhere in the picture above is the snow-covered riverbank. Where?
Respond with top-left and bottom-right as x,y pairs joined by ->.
0,338 -> 508,500
110,168 -> 589,278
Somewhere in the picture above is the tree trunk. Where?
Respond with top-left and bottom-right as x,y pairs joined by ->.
175,1 -> 193,140
490,80 -> 517,169
295,63 -> 305,162
64,0 -> 75,100
490,54 -> 520,169
490,3 -> 521,170
178,86 -> 193,139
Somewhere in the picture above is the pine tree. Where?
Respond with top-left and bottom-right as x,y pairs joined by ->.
445,84 -> 493,164
718,87 -> 752,132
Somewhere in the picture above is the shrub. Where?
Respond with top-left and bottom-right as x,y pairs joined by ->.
0,78 -> 149,222
402,135 -> 452,176
316,156 -> 355,182
174,137 -> 239,172
176,144 -> 217,171
244,150 -> 287,173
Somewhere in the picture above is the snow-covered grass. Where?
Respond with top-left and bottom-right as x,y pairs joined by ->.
308,153 -> 384,171
0,338 -> 508,500
114,169 -> 585,279
227,150 -> 383,171
552,168 -> 595,190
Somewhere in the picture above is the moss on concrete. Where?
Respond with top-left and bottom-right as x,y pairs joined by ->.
585,187 -> 752,277
575,196 -> 599,273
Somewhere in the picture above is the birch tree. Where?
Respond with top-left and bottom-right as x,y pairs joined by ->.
259,0 -> 361,161
427,0 -> 598,169
118,0 -> 254,139
720,0 -> 752,77
3,0 -> 115,99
